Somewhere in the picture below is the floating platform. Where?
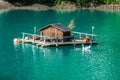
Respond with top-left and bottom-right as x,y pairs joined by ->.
14,22 -> 99,47
14,24 -> 99,47
20,38 -> 98,47
39,41 -> 98,47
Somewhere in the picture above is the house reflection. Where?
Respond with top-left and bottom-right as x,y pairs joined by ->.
14,43 -> 84,62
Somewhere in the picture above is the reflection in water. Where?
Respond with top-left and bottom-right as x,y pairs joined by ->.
13,42 -> 21,52
32,45 -> 36,63
22,43 -> 25,54
13,43 -> 115,79
55,48 -> 58,54
13,43 -> 21,60
13,41 -> 19,46
39,47 -> 51,57
82,49 -> 91,54
0,10 -> 8,14
14,43 -> 94,58
15,44 -> 76,57
73,46 -> 92,54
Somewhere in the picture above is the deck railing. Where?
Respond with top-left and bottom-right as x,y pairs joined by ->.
21,32 -> 98,47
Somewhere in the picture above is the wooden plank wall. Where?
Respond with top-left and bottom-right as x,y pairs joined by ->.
40,26 -> 63,38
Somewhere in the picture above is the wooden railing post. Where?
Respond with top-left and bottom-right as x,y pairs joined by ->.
22,33 -> 25,43
44,36 -> 46,44
56,37 -> 58,47
33,34 -> 34,43
22,33 -> 25,39
73,37 -> 76,46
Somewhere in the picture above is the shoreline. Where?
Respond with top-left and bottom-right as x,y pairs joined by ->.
1,1 -> 120,11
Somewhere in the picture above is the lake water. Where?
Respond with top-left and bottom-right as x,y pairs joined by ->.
0,9 -> 120,80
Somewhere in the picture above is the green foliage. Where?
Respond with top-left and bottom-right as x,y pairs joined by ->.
6,0 -> 120,4
54,0 -> 61,4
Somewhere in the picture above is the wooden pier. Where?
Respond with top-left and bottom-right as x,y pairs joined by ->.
20,32 -> 98,47
16,23 -> 99,47
21,39 -> 98,47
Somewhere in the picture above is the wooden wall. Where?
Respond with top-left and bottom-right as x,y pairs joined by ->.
40,26 -> 65,38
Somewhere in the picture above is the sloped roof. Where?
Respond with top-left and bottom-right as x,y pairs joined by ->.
40,23 -> 70,32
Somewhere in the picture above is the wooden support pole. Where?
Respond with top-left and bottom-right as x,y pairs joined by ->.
92,26 -> 94,41
56,37 -> 58,47
44,36 -> 46,44
92,35 -> 94,41
79,33 -> 82,40
90,39 -> 92,46
50,38 -> 52,43
22,33 -> 25,39
33,34 -> 34,43
73,37 -> 76,46
40,35 -> 41,41
22,33 -> 25,43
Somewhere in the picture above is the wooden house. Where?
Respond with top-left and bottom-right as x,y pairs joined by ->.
19,23 -> 98,47
39,23 -> 71,39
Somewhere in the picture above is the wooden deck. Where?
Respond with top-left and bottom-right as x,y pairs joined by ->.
21,39 -> 98,47
40,41 -> 98,47
19,32 -> 99,47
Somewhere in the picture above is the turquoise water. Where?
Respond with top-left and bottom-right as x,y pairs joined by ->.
0,9 -> 120,80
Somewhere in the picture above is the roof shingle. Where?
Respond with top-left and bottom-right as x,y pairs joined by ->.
40,23 -> 70,32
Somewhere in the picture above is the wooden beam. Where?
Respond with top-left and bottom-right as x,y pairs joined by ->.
21,32 -> 40,36
71,31 -> 98,36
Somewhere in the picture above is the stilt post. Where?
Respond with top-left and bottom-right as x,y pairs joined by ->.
50,38 -> 52,43
33,34 -> 35,43
56,37 -> 58,47
22,33 -> 25,43
44,36 -> 46,44
22,33 -> 25,39
92,26 -> 94,41
79,33 -> 82,40
73,37 -> 76,46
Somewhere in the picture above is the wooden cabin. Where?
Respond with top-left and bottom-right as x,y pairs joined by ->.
20,23 -> 98,47
39,23 -> 72,42
39,23 -> 71,39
